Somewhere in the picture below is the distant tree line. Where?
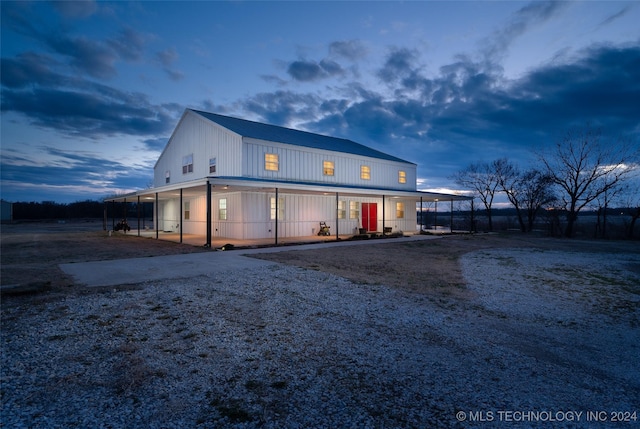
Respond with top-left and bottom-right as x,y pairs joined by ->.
11,200 -> 105,220
451,124 -> 640,239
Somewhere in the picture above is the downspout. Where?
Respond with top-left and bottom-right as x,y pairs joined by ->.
155,192 -> 159,240
137,195 -> 141,237
206,181 -> 211,248
179,188 -> 183,243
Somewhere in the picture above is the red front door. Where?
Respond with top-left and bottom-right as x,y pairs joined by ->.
362,203 -> 377,232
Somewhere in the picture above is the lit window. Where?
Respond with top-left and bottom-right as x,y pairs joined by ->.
182,154 -> 193,174
349,201 -> 360,219
360,165 -> 371,180
219,198 -> 227,220
270,197 -> 284,220
184,201 -> 190,220
396,202 -> 405,219
323,161 -> 335,176
265,153 -> 279,171
165,171 -> 170,184
338,200 -> 346,219
398,170 -> 406,184
209,157 -> 217,174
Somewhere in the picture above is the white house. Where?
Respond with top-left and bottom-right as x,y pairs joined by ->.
106,109 -> 469,246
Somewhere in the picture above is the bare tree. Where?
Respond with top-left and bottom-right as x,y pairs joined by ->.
494,158 -> 556,232
451,161 -> 499,231
538,125 -> 639,238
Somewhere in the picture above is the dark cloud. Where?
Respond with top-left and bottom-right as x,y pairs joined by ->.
377,47 -> 420,84
50,0 -> 98,19
287,58 -> 345,82
156,47 -> 178,67
329,40 -> 367,61
46,33 -> 118,79
0,52 -> 64,88
240,90 -> 321,126
0,147 -> 153,203
597,5 -> 633,29
484,0 -> 566,60
107,27 -> 147,62
143,137 -> 169,152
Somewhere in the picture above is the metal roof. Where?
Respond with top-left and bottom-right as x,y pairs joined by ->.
190,109 -> 413,164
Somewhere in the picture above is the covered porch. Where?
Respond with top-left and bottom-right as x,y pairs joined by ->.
104,177 -> 471,248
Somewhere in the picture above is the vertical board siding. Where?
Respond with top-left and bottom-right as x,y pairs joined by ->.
242,139 -> 416,190
155,111 -> 242,187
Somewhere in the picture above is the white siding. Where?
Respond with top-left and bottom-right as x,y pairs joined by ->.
154,111 -> 243,187
242,138 -> 417,190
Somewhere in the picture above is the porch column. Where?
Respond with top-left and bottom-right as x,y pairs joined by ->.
179,188 -> 183,244
335,192 -> 339,240
155,192 -> 159,240
103,202 -> 107,231
137,196 -> 141,237
274,188 -> 279,246
206,181 -> 211,248
434,199 -> 438,231
111,200 -> 115,230
382,194 -> 386,233
420,197 -> 423,231
450,200 -> 454,233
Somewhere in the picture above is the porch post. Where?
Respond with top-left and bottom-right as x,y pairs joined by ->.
450,199 -> 454,233
155,192 -> 159,240
137,196 -> 141,237
103,202 -> 107,231
335,192 -> 339,240
206,181 -> 211,248
382,194 -> 386,234
111,200 -> 115,230
434,199 -> 438,231
274,188 -> 279,246
420,197 -> 423,231
179,188 -> 183,244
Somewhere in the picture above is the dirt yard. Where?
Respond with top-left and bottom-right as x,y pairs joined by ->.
2,220 -> 638,300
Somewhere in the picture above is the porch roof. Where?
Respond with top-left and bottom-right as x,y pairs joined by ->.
105,176 -> 471,203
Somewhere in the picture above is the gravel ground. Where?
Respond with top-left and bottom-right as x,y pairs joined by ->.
2,247 -> 639,428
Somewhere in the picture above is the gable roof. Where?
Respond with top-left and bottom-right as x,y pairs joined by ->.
190,109 -> 413,164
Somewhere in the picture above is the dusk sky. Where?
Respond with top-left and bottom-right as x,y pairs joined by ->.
1,1 -> 639,204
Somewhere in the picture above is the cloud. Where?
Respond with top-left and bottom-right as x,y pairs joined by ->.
484,0 -> 566,60
377,47 -> 420,84
156,47 -> 184,81
50,0 -> 98,19
597,5 -> 633,29
287,59 -> 345,82
329,40 -> 368,61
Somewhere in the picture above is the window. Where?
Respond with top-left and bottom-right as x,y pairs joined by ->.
337,200 -> 346,219
270,197 -> 284,220
396,202 -> 405,219
398,170 -> 406,184
182,154 -> 193,174
323,161 -> 335,176
184,201 -> 190,220
209,157 -> 217,174
218,198 -> 227,220
360,165 -> 371,180
265,153 -> 279,171
349,201 -> 360,219
165,170 -> 170,184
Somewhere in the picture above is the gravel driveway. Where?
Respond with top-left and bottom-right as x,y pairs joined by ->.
2,246 -> 639,428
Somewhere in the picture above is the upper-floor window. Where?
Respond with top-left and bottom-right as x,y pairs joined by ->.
396,201 -> 405,218
265,153 -> 279,171
360,165 -> 371,180
165,170 -> 170,184
182,154 -> 193,174
323,161 -> 335,176
398,170 -> 406,184
209,157 -> 217,174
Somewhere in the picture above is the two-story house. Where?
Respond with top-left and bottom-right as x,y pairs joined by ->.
106,108 -> 468,246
